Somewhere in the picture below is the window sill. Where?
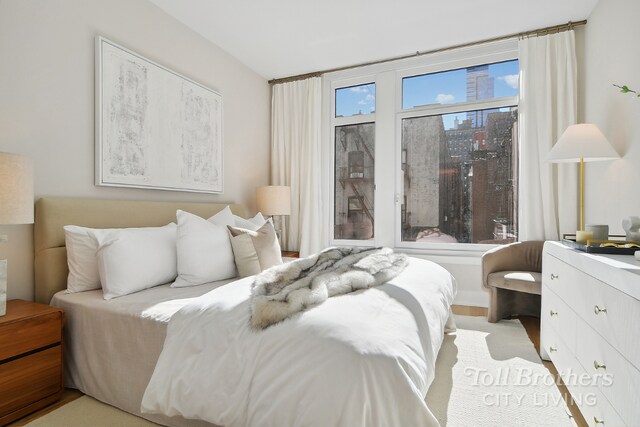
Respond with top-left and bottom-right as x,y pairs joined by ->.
328,240 -> 501,264
395,245 -> 498,265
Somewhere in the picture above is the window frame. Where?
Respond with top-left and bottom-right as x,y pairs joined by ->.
329,75 -> 377,247
323,40 -> 519,255
394,51 -> 519,252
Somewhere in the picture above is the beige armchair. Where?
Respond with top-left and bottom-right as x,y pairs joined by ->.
481,241 -> 544,323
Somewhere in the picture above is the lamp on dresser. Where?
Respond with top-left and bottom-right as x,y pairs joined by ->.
256,185 -> 291,246
547,124 -> 618,240
0,152 -> 34,316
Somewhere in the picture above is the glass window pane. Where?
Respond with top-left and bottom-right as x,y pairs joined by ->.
401,107 -> 518,244
402,60 -> 519,110
335,83 -> 375,117
334,122 -> 375,240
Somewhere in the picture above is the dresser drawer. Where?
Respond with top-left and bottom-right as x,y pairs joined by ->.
575,321 -> 639,426
545,327 -> 626,426
572,274 -> 640,367
0,312 -> 62,361
574,385 -> 626,427
0,345 -> 63,419
541,284 -> 576,351
542,253 -> 577,304
544,324 -> 582,387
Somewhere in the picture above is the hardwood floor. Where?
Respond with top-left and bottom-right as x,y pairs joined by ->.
451,304 -> 488,317
9,306 -> 586,427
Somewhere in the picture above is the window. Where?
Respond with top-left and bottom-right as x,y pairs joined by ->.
400,107 -> 518,244
332,82 -> 376,241
333,122 -> 375,240
402,60 -> 519,110
335,83 -> 376,117
400,60 -> 519,245
325,42 -> 519,250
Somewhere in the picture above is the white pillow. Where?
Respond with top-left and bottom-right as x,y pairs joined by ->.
209,205 -> 236,227
205,204 -> 265,230
64,225 -> 122,293
234,212 -> 266,231
172,210 -> 237,288
95,223 -> 177,300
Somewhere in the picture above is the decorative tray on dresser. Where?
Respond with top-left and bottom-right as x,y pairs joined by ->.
0,300 -> 64,426
541,241 -> 640,427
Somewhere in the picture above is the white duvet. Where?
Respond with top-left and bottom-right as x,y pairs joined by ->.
141,257 -> 456,427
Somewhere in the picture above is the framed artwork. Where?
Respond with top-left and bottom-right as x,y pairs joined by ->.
95,36 -> 223,193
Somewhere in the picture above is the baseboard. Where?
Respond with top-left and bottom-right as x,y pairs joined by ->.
453,290 -> 489,308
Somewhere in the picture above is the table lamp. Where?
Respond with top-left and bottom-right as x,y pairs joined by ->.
256,185 -> 291,244
548,124 -> 618,241
0,152 -> 34,316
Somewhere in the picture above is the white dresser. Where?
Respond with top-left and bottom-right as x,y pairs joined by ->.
541,241 -> 640,427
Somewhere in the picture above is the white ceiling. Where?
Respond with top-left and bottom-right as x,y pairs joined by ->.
149,0 -> 598,80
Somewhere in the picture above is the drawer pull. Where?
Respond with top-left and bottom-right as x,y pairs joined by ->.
594,305 -> 607,315
550,273 -> 559,280
549,310 -> 558,316
593,361 -> 607,370
593,416 -> 605,425
549,346 -> 557,353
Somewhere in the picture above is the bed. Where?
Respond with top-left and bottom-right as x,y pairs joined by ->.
35,197 -> 457,427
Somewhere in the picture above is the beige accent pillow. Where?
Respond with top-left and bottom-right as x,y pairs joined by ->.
227,220 -> 283,277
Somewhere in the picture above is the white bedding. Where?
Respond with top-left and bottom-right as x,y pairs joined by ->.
141,257 -> 456,427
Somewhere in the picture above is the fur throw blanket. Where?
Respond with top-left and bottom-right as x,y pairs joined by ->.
250,247 -> 408,329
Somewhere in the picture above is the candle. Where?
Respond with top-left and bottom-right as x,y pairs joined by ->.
585,224 -> 609,241
576,230 -> 594,244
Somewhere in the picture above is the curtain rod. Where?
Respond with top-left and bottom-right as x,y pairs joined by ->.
268,20 -> 586,85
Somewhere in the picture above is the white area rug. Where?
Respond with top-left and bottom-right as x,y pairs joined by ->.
426,315 -> 576,426
26,315 -> 575,427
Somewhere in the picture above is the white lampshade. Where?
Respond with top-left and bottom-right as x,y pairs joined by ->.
548,124 -> 619,163
256,186 -> 291,216
0,152 -> 34,224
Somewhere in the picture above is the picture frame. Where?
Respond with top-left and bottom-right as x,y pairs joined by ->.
95,36 -> 223,193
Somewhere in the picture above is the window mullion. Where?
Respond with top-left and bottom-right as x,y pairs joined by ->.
400,96 -> 518,118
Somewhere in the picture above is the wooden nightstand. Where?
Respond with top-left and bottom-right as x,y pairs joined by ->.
281,251 -> 300,258
0,300 -> 64,426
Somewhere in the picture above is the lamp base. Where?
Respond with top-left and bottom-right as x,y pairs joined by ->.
267,216 -> 285,249
0,259 -> 6,316
274,227 -> 282,245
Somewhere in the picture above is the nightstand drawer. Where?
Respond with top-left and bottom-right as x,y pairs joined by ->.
0,345 -> 63,420
0,312 -> 62,361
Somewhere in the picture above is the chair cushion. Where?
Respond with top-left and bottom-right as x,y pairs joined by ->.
487,271 -> 542,295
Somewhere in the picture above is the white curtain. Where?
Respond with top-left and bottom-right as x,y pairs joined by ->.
271,77 -> 326,256
519,31 -> 578,241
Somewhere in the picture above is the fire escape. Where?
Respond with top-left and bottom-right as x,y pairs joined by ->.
338,130 -> 374,230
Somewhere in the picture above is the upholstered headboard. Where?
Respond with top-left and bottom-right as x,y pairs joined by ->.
34,197 -> 245,304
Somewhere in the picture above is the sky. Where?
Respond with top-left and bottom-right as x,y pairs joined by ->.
336,83 -> 376,116
335,60 -> 519,125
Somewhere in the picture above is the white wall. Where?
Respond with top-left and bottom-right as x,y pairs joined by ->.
580,0 -> 640,232
0,0 -> 271,301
